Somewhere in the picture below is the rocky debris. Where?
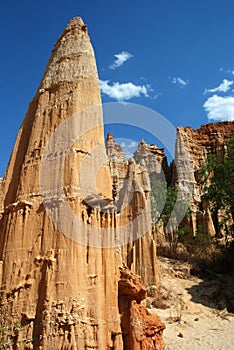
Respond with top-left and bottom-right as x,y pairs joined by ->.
145,257 -> 192,311
158,257 -> 191,280
118,268 -> 165,350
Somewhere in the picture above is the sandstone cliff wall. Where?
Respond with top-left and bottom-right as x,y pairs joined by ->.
0,177 -> 3,214
174,122 -> 234,236
113,122 -> 234,244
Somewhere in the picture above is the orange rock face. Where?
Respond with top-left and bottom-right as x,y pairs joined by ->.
174,122 -> 234,236
0,17 -> 164,349
118,268 -> 165,350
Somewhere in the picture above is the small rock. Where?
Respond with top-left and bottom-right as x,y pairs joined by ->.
178,332 -> 184,338
194,317 -> 199,321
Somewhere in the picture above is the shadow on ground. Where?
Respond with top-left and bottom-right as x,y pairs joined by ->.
186,270 -> 234,313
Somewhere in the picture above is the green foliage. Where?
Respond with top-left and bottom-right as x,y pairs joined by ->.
151,180 -> 183,225
150,179 -> 167,224
0,308 -> 21,350
199,133 -> 234,247
151,180 -> 190,253
178,225 -> 211,253
200,134 -> 234,218
161,185 -> 179,224
151,180 -> 191,226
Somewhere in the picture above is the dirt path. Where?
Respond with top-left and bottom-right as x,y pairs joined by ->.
148,257 -> 234,350
158,309 -> 234,350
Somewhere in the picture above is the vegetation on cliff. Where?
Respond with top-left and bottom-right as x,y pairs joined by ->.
200,133 -> 234,229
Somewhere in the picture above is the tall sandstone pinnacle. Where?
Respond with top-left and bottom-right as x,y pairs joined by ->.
0,17 -> 164,349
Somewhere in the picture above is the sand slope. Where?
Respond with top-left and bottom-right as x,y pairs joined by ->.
149,257 -> 234,350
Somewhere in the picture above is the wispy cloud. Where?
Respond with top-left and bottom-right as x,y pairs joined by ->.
203,94 -> 234,121
170,76 -> 189,87
119,139 -> 138,159
120,140 -> 138,150
153,92 -> 162,100
99,80 -> 149,101
109,51 -> 133,70
204,79 -> 234,94
219,67 -> 234,75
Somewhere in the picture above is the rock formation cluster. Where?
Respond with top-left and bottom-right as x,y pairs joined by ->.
0,17 -> 164,349
0,15 -> 233,350
117,122 -> 234,241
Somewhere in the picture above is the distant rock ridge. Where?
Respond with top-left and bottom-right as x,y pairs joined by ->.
134,139 -> 168,175
105,121 -> 234,242
174,122 -> 234,237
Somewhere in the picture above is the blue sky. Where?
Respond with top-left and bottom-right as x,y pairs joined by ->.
0,0 -> 234,176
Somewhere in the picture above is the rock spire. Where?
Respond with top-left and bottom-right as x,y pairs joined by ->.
0,17 -> 164,349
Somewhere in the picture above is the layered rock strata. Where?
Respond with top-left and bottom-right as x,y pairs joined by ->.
0,177 -> 3,215
0,17 -> 163,349
174,122 -> 234,236
105,133 -> 128,200
107,122 -> 234,243
106,134 -> 159,287
134,139 -> 170,183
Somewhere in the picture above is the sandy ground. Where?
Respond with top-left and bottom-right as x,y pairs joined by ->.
158,309 -> 234,350
148,257 -> 234,350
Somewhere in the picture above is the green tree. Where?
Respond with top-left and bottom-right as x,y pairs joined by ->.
150,180 -> 178,226
151,180 -> 190,253
200,133 -> 234,237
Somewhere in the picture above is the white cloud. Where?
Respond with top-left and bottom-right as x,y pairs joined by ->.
109,51 -> 133,70
118,139 -> 138,159
99,80 -> 149,101
120,140 -> 137,150
204,79 -> 234,94
203,94 -> 234,121
171,76 -> 189,86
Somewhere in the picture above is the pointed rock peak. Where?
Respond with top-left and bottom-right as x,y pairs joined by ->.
40,16 -> 97,91
106,132 -> 114,141
62,16 -> 88,36
128,157 -> 136,165
67,16 -> 85,27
